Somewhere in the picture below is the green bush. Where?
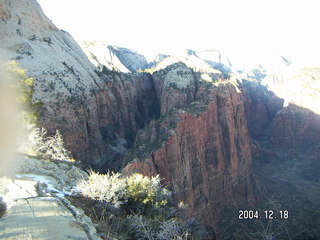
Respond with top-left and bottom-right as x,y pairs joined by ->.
126,174 -> 170,206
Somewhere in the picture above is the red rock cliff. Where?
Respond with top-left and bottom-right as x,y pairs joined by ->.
124,82 -> 255,238
42,71 -> 160,170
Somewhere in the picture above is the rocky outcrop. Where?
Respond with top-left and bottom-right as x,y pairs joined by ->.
0,0 -> 104,165
240,80 -> 284,140
123,82 -> 255,238
152,62 -> 198,115
81,41 -> 148,73
271,104 -> 320,147
107,45 -> 148,72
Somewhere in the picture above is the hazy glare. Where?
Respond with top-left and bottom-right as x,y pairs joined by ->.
0,62 -> 19,177
37,0 -> 320,63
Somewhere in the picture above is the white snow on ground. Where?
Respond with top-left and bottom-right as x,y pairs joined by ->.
15,174 -> 66,198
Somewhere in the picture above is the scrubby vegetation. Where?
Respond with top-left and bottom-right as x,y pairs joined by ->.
75,171 -> 207,239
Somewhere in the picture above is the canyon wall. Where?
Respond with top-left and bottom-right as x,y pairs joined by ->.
5,1 -> 320,239
0,0 -> 160,170
123,79 -> 255,237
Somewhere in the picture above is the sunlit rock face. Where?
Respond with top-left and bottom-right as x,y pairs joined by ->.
81,41 -> 148,73
0,0 -> 160,170
263,67 -> 320,114
0,0 -> 104,167
152,62 -> 197,115
261,66 -> 320,148
0,0 -> 102,101
123,75 -> 255,238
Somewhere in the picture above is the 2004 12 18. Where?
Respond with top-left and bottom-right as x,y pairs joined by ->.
238,210 -> 289,220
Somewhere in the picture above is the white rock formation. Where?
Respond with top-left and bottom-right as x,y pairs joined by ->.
81,41 -> 148,73
0,0 -> 104,104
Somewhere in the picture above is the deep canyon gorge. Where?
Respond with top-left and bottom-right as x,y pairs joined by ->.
1,0 -> 320,239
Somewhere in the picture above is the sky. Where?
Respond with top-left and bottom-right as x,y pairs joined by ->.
37,0 -> 320,63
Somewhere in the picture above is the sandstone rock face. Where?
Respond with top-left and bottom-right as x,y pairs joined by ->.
80,71 -> 160,169
41,71 -> 160,170
271,104 -> 320,147
0,0 -> 57,32
123,82 -> 255,237
0,0 -> 159,170
152,62 -> 197,115
0,0 -> 101,102
107,45 -> 148,72
0,0 -> 106,166
81,41 -> 148,73
260,67 -> 320,148
242,67 -> 320,149
240,80 -> 284,139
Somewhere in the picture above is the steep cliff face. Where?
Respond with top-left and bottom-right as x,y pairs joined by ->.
239,73 -> 320,239
271,104 -> 320,147
123,81 -> 255,237
241,67 -> 320,150
0,0 -> 159,171
40,71 -> 160,170
81,71 -> 160,169
107,45 -> 148,72
240,80 -> 284,140
263,67 -> 320,148
0,0 -> 102,164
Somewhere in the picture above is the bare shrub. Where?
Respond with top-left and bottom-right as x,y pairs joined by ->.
22,127 -> 73,162
76,171 -> 205,239
77,170 -> 126,208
